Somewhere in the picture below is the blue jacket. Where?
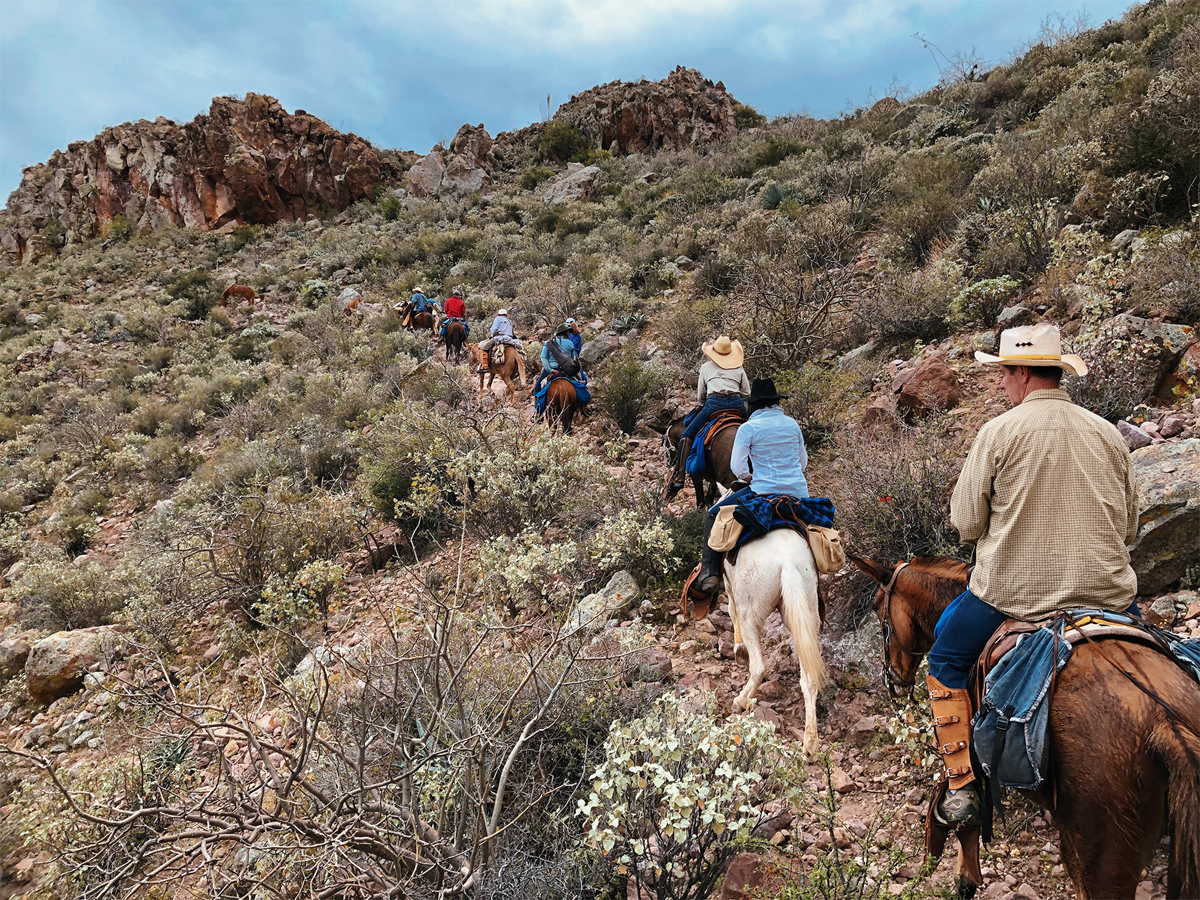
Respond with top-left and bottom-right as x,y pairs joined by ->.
411,292 -> 431,312
541,336 -> 575,371
568,331 -> 583,355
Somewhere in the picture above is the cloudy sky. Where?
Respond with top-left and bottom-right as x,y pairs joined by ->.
2,0 -> 1135,201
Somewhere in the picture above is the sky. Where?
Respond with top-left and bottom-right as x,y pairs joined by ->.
1,0 -> 1138,203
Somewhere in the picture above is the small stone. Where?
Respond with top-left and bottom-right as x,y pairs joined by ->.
1117,420 -> 1152,451
831,768 -> 856,793
1013,883 -> 1040,900
678,639 -> 698,653
833,827 -> 853,849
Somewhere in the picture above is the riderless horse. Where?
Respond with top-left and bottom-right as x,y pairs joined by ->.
443,319 -> 466,365
851,555 -> 1200,900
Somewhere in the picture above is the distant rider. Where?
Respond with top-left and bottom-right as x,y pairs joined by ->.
564,317 -> 584,356
440,288 -> 469,341
478,308 -> 523,355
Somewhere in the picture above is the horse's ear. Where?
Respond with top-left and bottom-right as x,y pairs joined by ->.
847,554 -> 889,584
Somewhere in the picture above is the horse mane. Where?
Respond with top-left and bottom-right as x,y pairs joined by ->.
899,556 -> 971,611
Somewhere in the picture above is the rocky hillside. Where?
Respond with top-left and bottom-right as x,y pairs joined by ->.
0,3 -> 1198,900
0,94 -> 405,265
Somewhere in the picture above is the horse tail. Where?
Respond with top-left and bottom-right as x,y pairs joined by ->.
1149,716 -> 1200,896
514,350 -> 527,387
778,555 -> 825,691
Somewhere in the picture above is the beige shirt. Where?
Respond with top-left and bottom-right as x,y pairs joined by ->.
697,360 -> 750,402
950,389 -> 1138,620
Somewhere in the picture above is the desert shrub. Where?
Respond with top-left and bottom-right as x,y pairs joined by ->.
733,101 -> 768,129
1130,230 -> 1200,325
775,363 -> 865,449
883,150 -> 979,265
1066,320 -> 1175,421
950,276 -> 1021,325
692,257 -> 740,296
106,214 -> 133,242
168,268 -> 217,320
299,278 -> 335,308
661,507 -> 706,579
831,418 -> 967,569
600,348 -> 672,435
578,693 -> 800,900
17,557 -> 140,630
521,165 -> 556,189
736,136 -> 810,176
229,223 -> 261,251
257,559 -> 347,630
47,511 -> 98,556
144,435 -> 204,483
539,121 -> 591,163
855,266 -> 959,343
378,193 -> 402,221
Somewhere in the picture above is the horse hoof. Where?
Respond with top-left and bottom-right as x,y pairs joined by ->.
955,875 -> 978,899
802,734 -> 819,756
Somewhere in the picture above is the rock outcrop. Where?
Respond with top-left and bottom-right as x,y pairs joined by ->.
1129,438 -> 1200,595
553,66 -> 738,155
1,93 -> 402,263
403,123 -> 492,198
566,569 -> 640,633
25,625 -> 129,704
540,164 -> 601,205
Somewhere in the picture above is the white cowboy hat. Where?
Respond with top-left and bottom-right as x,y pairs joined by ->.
975,323 -> 1087,376
702,335 -> 744,370
496,308 -> 509,317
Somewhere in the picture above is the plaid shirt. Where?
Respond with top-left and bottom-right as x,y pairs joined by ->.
950,389 -> 1138,620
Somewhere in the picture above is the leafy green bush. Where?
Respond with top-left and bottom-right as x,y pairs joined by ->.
167,268 -> 217,320
105,214 -> 134,242
578,693 -> 800,900
48,511 -> 98,557
599,347 -> 672,435
17,557 -> 140,630
736,136 -> 811,176
538,121 -> 591,163
951,276 -> 1021,325
378,193 -> 402,221
733,101 -> 768,129
229,223 -> 261,251
856,266 -> 959,343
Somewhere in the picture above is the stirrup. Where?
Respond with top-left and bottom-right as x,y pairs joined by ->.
934,784 -> 982,827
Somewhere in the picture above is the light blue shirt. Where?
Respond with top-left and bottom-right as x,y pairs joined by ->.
541,335 -> 575,370
490,315 -> 514,338
730,406 -> 809,498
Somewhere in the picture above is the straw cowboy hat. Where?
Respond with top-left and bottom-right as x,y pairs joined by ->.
975,323 -> 1087,376
702,335 -> 744,370
496,308 -> 509,317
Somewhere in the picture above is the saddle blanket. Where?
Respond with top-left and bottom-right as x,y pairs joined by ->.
685,409 -> 745,476
974,608 -> 1200,791
534,373 -> 590,415
441,316 -> 469,337
711,488 -> 835,548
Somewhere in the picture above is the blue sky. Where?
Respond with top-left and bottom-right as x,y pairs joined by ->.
1,0 -> 1136,203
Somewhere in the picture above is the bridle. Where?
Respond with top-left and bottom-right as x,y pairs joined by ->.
877,561 -> 915,696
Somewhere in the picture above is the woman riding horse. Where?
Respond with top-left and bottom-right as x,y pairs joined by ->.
669,335 -> 748,494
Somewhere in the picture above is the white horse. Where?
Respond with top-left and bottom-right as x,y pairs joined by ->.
724,528 -> 826,755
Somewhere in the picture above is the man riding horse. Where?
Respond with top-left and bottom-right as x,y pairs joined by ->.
439,288 -> 469,342
695,377 -> 810,594
929,324 -> 1142,829
670,335 -> 750,493
478,308 -> 523,357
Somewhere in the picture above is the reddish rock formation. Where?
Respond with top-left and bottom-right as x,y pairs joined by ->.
553,66 -> 738,155
1,93 -> 402,264
894,352 -> 962,422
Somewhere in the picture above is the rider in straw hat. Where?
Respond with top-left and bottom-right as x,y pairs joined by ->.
927,323 -> 1140,828
670,335 -> 750,490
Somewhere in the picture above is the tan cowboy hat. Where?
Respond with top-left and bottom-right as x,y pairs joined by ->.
496,308 -> 509,317
975,324 -> 1087,376
702,335 -> 744,370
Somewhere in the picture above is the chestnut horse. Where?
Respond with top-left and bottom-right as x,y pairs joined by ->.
467,343 -> 526,405
443,320 -> 466,365
396,302 -> 437,335
850,555 -> 1200,900
221,284 -> 259,306
544,378 -> 580,433
662,414 -> 739,508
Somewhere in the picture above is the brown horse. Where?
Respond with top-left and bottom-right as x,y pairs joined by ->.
662,414 -> 739,508
396,302 -> 437,334
444,320 -> 466,364
467,343 -> 527,405
221,283 -> 259,306
544,377 -> 580,433
850,555 -> 1200,900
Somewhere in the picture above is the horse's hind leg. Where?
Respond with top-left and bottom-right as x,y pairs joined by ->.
731,578 -> 768,711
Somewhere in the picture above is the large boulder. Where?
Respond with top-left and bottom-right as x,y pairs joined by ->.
0,94 -> 403,263
567,570 -> 640,633
0,636 -> 31,682
441,155 -> 488,195
1075,315 -> 1197,408
403,151 -> 446,198
894,352 -> 961,422
541,165 -> 601,205
553,66 -> 738,155
578,332 -> 620,368
1129,439 -> 1200,595
25,626 -> 129,704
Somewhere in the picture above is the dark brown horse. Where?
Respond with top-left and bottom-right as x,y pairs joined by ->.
850,555 -> 1200,900
662,414 -> 739,508
443,320 -> 466,364
396,301 -> 437,335
544,378 -> 581,433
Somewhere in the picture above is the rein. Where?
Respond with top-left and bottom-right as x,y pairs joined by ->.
878,561 -> 911,660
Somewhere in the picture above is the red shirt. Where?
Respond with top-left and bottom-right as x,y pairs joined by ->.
444,296 -> 465,319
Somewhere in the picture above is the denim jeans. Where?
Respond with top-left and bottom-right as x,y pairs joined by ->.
928,589 -> 1143,689
682,395 -> 745,447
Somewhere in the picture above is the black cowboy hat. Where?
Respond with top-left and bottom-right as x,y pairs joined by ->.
748,377 -> 787,405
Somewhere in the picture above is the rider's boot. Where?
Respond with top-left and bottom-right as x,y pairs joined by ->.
696,509 -> 722,594
928,674 -> 982,828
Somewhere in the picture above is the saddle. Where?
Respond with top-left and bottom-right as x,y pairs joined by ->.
490,345 -> 507,366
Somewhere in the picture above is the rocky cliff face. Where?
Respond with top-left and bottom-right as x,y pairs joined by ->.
0,93 -> 402,264
552,66 -> 738,155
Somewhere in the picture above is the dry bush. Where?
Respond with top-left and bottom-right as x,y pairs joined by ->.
853,264 -> 960,344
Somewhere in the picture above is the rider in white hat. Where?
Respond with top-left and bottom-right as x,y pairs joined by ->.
927,323 -> 1138,829
670,335 -> 750,490
479,308 -> 522,355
